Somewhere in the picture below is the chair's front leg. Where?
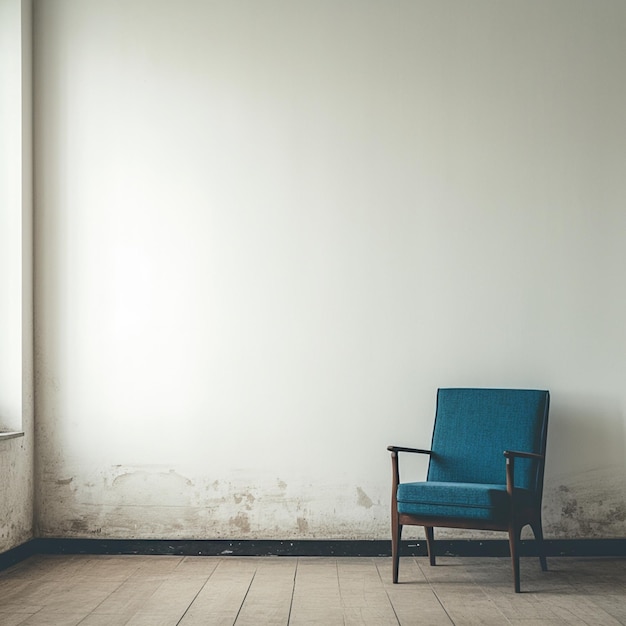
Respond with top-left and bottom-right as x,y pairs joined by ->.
508,524 -> 522,593
390,450 -> 401,583
505,454 -> 522,592
392,512 -> 402,583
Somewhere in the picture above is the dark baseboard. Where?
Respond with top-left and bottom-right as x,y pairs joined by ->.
0,539 -> 38,571
3,538 -> 625,571
31,537 -> 626,558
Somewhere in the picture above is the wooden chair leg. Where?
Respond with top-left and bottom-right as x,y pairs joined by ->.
424,526 -> 436,566
392,520 -> 402,583
508,525 -> 521,593
531,518 -> 548,571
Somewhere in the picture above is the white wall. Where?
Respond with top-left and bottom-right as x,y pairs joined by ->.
34,0 -> 626,540
0,0 -> 34,552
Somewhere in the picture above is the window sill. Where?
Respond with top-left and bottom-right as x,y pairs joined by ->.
0,431 -> 24,441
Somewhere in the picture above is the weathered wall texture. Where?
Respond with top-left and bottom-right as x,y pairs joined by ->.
34,0 -> 626,541
0,0 -> 34,552
38,464 -> 388,539
0,437 -> 34,549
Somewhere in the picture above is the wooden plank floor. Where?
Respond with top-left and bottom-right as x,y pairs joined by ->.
0,554 -> 625,625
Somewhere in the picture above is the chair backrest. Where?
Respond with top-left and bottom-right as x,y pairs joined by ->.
427,388 -> 550,491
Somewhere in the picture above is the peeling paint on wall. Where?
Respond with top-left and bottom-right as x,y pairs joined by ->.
37,461 -> 394,540
0,439 -> 34,550
356,487 -> 374,509
543,468 -> 626,538
229,512 -> 251,533
35,458 -> 626,541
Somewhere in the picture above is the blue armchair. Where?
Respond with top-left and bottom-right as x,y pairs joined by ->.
388,388 -> 550,592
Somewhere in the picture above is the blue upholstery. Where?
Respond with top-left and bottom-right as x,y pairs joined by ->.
397,482 -> 534,521
427,388 -> 548,490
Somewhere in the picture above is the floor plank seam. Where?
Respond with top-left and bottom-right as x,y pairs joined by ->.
374,557 -> 402,625
175,558 -> 219,626
286,557 -> 299,625
415,557 -> 457,626
232,563 -> 258,626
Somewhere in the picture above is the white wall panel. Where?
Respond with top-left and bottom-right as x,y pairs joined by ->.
34,0 -> 626,540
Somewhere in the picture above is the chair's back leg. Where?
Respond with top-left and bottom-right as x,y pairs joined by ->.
424,526 -> 436,566
530,517 -> 548,571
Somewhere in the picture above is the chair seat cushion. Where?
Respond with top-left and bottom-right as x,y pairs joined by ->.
397,481 -> 533,521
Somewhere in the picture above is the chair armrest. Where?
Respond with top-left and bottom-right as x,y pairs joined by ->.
388,446 -> 432,498
503,450 -> 544,460
387,445 -> 432,455
503,450 -> 544,495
